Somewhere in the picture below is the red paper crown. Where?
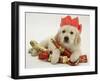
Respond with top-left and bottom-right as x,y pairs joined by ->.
60,16 -> 82,33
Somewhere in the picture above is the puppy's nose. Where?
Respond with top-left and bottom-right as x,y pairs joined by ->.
64,36 -> 69,43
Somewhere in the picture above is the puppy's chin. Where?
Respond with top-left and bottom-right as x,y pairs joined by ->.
60,41 -> 71,49
60,40 -> 75,49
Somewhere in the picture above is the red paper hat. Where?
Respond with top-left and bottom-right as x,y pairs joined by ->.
60,16 -> 82,33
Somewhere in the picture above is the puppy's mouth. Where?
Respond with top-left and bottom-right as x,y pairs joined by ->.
64,36 -> 69,43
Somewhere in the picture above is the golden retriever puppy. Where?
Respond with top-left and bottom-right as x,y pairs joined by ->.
29,16 -> 82,64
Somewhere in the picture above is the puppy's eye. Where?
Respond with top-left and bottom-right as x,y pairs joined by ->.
70,31 -> 74,35
62,30 -> 66,33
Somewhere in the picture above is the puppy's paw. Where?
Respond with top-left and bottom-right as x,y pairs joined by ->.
28,48 -> 38,56
51,49 -> 60,64
70,51 -> 81,62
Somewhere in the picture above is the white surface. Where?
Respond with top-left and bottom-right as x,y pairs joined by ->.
0,0 -> 100,81
25,13 -> 90,68
19,4 -> 95,75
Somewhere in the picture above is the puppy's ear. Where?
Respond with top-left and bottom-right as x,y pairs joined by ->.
74,33 -> 81,45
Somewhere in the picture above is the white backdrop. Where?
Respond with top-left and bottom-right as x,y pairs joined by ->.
26,13 -> 90,68
0,0 -> 99,81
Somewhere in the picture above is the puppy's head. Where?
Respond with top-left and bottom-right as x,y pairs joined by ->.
56,25 -> 80,48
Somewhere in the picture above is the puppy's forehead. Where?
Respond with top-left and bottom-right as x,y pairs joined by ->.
61,25 -> 78,32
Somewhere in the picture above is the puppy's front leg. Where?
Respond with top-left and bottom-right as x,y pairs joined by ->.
50,49 -> 60,64
48,40 -> 60,64
70,50 -> 81,62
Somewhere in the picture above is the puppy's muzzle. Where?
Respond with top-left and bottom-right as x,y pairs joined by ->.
64,36 -> 69,43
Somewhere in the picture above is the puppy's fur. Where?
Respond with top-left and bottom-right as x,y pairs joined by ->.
30,25 -> 81,64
